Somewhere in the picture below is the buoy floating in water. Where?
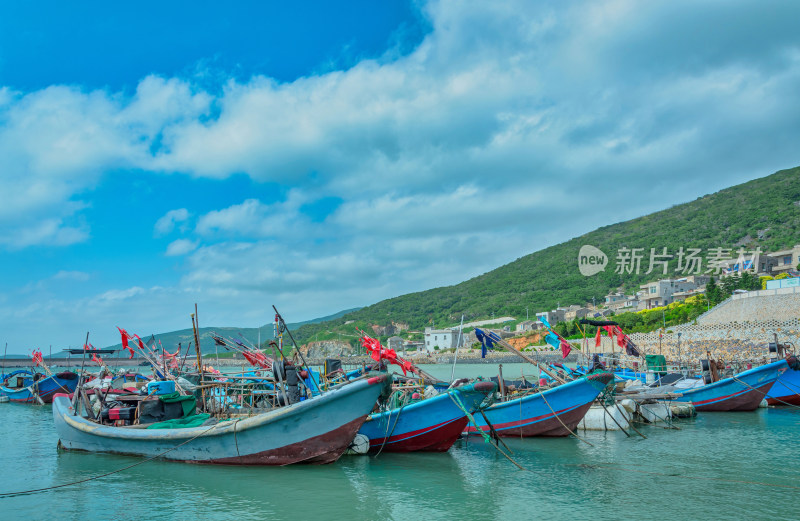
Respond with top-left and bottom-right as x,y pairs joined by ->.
669,403 -> 696,418
344,433 -> 370,455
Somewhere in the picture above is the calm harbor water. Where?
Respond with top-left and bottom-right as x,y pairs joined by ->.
2,363 -> 799,520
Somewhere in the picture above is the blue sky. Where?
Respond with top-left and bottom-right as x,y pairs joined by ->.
1,0 -> 800,353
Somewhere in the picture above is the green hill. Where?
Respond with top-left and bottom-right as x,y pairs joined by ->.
293,165 -> 800,344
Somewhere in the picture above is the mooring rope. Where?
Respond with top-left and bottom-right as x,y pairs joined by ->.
768,377 -> 800,403
374,398 -> 407,458
0,422 -> 221,498
637,402 -> 680,430
448,391 -> 526,471
614,402 -> 647,439
731,376 -> 800,410
536,389 -> 594,447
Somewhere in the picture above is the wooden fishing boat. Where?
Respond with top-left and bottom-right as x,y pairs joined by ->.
1,370 -> 79,404
357,380 -> 496,452
678,359 -> 791,412
465,372 -> 614,437
52,373 -> 389,465
766,366 -> 800,406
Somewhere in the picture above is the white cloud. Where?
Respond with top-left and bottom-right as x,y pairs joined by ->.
0,76 -> 210,249
165,238 -> 199,256
52,270 -> 90,282
195,191 -> 311,239
0,217 -> 89,249
154,208 -> 191,236
2,0 -> 800,347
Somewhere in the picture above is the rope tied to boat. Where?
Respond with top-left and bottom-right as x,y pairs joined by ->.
535,389 -> 594,447
448,390 -> 526,471
0,422 -> 222,498
374,394 -> 408,458
731,376 -> 800,410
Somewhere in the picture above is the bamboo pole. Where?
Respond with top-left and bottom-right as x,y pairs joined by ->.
272,306 -> 322,394
484,329 -> 567,384
191,307 -> 205,411
73,332 -> 90,415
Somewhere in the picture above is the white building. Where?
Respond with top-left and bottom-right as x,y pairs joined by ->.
536,309 -> 565,326
640,275 -> 709,309
767,245 -> 800,276
424,327 -> 460,353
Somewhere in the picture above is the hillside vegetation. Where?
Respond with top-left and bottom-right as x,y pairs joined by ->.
294,166 -> 800,344
94,308 -> 360,354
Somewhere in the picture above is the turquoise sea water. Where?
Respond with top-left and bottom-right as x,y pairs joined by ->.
2,363 -> 799,520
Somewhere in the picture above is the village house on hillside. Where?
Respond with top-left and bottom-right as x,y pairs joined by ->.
522,244 -> 800,329
423,327 -> 459,353
640,275 -> 710,309
767,244 -> 800,275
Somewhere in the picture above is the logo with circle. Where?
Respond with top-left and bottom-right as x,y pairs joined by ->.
578,245 -> 607,276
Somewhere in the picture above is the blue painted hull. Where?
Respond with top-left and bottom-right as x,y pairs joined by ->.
678,360 -> 788,411
358,380 -> 495,452
53,374 -> 389,465
766,365 -> 800,405
466,372 -> 614,437
1,372 -> 78,403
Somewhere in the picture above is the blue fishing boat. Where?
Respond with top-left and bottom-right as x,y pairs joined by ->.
1,370 -> 79,404
465,372 -> 614,437
767,366 -> 800,406
358,380 -> 496,452
53,373 -> 389,465
678,359 -> 791,411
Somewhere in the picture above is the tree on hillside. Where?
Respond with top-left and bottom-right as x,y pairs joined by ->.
706,277 -> 722,305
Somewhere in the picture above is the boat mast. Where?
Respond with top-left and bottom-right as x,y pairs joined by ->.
450,315 -> 464,383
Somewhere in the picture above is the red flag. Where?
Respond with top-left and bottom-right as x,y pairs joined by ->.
134,334 -> 145,350
603,325 -> 615,338
117,327 -> 129,351
559,338 -> 572,359
616,328 -> 627,348
243,351 -> 270,369
359,332 -> 418,376
32,350 -> 43,366
594,327 -> 602,348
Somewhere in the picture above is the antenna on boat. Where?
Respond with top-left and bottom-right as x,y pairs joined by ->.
450,315 -> 464,383
272,305 -> 321,394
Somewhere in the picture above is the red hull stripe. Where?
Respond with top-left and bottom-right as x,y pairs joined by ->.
464,403 -> 582,433
691,379 -> 776,406
369,417 -> 462,446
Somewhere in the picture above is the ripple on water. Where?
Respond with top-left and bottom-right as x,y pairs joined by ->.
1,400 -> 799,520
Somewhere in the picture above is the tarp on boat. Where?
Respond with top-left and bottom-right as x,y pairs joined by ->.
147,413 -> 212,429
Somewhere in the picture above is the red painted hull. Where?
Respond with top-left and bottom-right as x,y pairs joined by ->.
208,416 -> 368,465
492,401 -> 595,437
369,417 -> 469,453
694,382 -> 773,412
766,394 -> 800,406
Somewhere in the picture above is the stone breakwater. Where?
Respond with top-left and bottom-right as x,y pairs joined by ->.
696,288 -> 800,325
628,320 -> 800,362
